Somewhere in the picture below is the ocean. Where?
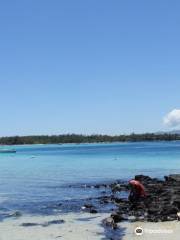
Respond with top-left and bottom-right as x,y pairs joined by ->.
0,141 -> 180,217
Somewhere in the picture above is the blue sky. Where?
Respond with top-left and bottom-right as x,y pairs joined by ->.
0,0 -> 179,136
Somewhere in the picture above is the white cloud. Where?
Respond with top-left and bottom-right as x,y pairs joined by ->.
163,109 -> 180,127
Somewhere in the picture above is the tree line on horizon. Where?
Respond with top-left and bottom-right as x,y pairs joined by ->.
0,133 -> 180,145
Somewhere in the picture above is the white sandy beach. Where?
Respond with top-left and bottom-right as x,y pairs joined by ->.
0,212 -> 109,240
120,221 -> 180,240
1,212 -> 180,240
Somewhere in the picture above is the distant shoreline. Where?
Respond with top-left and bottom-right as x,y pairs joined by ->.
1,140 -> 180,147
0,133 -> 180,145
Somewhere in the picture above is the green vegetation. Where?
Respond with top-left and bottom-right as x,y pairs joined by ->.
0,133 -> 180,145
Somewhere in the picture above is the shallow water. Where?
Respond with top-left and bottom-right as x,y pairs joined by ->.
0,141 -> 180,216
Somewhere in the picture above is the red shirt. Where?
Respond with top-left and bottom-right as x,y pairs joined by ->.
129,180 -> 146,197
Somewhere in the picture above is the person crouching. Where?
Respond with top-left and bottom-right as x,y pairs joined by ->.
128,179 -> 146,203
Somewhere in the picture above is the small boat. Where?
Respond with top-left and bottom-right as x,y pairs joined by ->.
0,149 -> 16,153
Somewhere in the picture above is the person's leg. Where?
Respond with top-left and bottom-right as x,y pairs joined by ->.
129,193 -> 140,210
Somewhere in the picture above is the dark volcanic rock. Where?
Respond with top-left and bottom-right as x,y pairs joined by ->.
102,174 -> 180,224
102,217 -> 117,229
100,174 -> 180,240
42,219 -> 65,227
21,222 -> 40,227
89,209 -> 98,214
83,204 -> 94,209
165,174 -> 180,182
21,220 -> 65,227
111,212 -> 127,222
172,199 -> 180,208
135,175 -> 153,182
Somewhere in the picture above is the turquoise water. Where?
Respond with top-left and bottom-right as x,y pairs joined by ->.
0,141 -> 180,215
